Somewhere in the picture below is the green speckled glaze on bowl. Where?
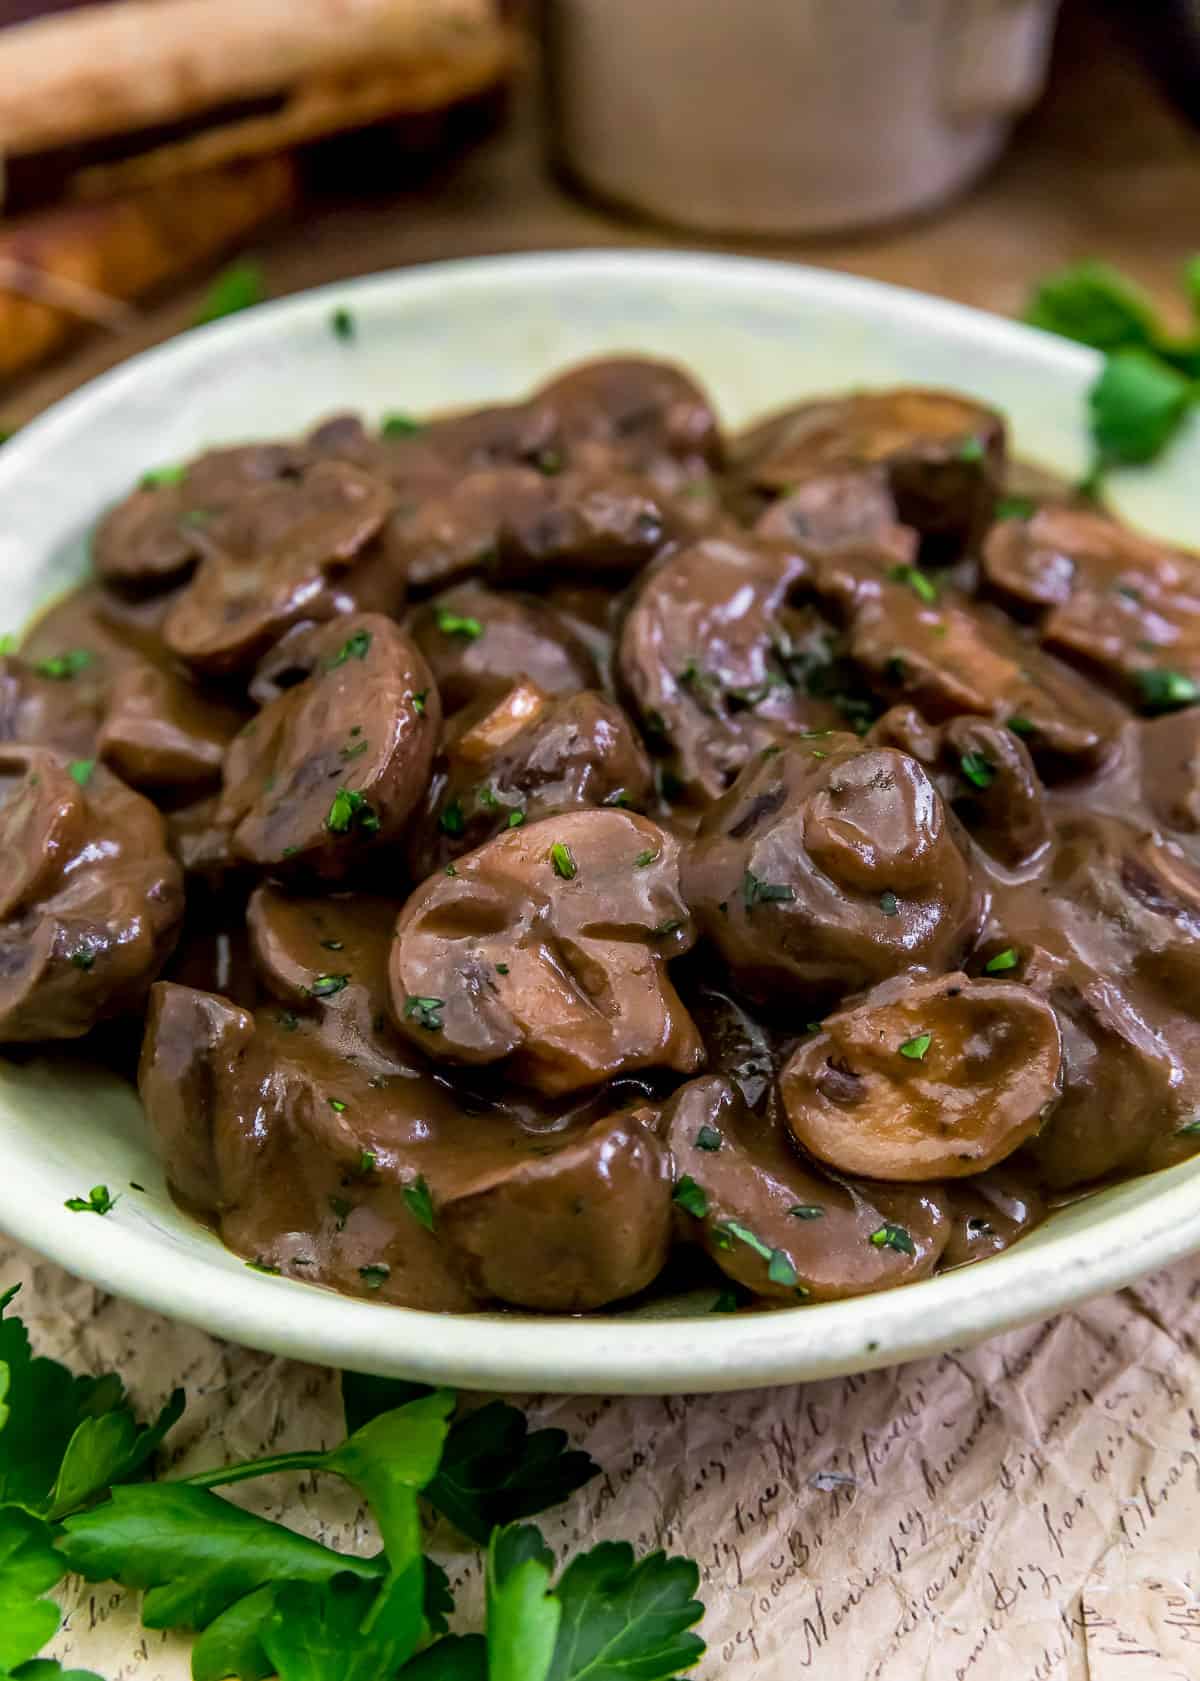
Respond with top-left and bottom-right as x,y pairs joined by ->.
2,251 -> 1198,1394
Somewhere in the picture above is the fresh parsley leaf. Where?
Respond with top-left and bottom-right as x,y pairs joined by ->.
507,811 -> 525,829
1135,667 -> 1200,713
310,974 -> 349,999
60,1483 -> 383,1630
404,996 -> 444,1033
63,1184 -> 116,1216
412,690 -> 428,716
399,1634 -> 487,1679
1025,261 -> 1157,354
0,1507 -> 64,1669
5,1661 -> 109,1679
403,1176 -> 435,1232
898,1033 -> 932,1061
435,610 -> 483,641
546,1540 -> 705,1681
487,1525 -> 561,1681
985,948 -> 1019,974
48,1388 -> 184,1521
66,760 -> 94,787
672,1177 -> 708,1219
141,463 -> 186,489
190,1583 -> 278,1681
888,564 -> 937,605
261,1577 -> 410,1681
381,413 -> 425,439
742,871 -> 795,912
633,850 -> 657,868
766,1250 -> 798,1288
869,1223 -> 916,1256
195,261 -> 266,325
550,842 -> 577,881
1089,349 -> 1192,467
1007,715 -> 1035,737
439,799 -> 465,837
719,1220 -> 773,1263
330,307 -> 356,343
325,787 -> 380,836
326,630 -> 372,668
959,751 -> 994,789
33,649 -> 92,681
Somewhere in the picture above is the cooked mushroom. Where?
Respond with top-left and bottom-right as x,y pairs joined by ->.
682,736 -> 980,1006
753,471 -> 915,565
163,460 -> 399,676
97,664 -> 245,789
218,614 -> 439,877
779,972 -> 1063,1180
1141,707 -> 1200,834
406,583 -> 599,713
941,1166 -> 1046,1268
0,747 -> 183,1040
734,388 -> 1004,557
390,807 -> 704,1095
408,680 -> 653,878
616,536 -> 847,801
663,1076 -> 950,1300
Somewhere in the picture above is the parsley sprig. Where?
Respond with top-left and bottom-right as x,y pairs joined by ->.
0,1286 -> 704,1680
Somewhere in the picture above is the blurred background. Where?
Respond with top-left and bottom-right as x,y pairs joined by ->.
2,0 -> 1199,421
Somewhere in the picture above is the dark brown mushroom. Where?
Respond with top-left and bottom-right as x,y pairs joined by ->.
753,471 -> 915,565
163,460 -> 399,676
537,356 -> 723,483
1141,707 -> 1200,834
681,736 -> 981,1006
779,972 -> 1063,1180
734,388 -> 1004,557
406,583 -> 599,714
663,1076 -> 950,1301
408,680 -> 653,878
616,536 -> 848,801
217,614 -> 439,878
0,747 -> 183,1040
97,665 -> 245,789
940,1166 -> 1046,1268
389,807 -> 704,1095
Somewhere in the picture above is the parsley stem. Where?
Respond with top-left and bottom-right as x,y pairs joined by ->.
172,1450 -> 330,1490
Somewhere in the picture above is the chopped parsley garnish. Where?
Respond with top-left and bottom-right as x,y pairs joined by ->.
246,1257 -> 281,1274
358,1263 -> 390,1290
634,849 -> 658,868
958,436 -> 985,463
711,1288 -> 742,1313
879,890 -> 899,917
327,1098 -> 347,1114
69,945 -> 98,971
658,767 -> 685,802
64,1184 -> 116,1216
328,1194 -> 352,1229
994,495 -> 1036,522
720,1219 -> 774,1262
67,759 -> 95,787
507,809 -> 525,828
790,1204 -> 825,1220
34,648 -> 93,681
310,973 -> 349,998
1136,668 -> 1200,713
496,962 -> 510,975
381,411 -> 425,437
325,787 -> 380,836
869,1223 -> 916,1256
404,995 -> 445,1032
985,947 -> 1019,974
766,1250 -> 799,1288
357,1150 -> 376,1176
654,918 -> 683,937
1007,716 -> 1035,737
672,1176 -> 708,1218
742,871 -> 796,912
141,464 -> 185,488
477,784 -> 501,810
959,751 -> 994,789
696,1125 -> 722,1152
439,798 -> 465,836
277,1010 -> 299,1031
444,863 -> 458,875
536,449 -> 564,476
1176,1117 -> 1200,1136
325,628 -> 372,668
434,609 -> 483,640
899,1032 -> 932,1061
889,564 -> 938,605
550,841 -> 577,880
330,307 -> 355,341
195,259 -> 265,324
403,1175 -> 435,1232
412,690 -> 428,716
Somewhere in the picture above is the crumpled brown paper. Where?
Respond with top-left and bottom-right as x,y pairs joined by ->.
7,1235 -> 1200,1680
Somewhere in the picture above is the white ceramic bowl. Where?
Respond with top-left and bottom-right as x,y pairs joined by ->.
3,251 -> 1199,1395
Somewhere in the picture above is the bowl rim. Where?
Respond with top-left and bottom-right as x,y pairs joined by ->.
3,246 -> 1197,1395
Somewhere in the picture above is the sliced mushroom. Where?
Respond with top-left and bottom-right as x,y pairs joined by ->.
537,356 -> 723,482
850,574 -> 1126,772
217,614 -> 439,878
940,1167 -> 1046,1269
779,972 -> 1063,1180
438,1102 -> 672,1310
664,1076 -> 950,1301
616,536 -> 846,801
97,665 -> 245,789
389,808 -> 704,1095
0,748 -> 183,1040
163,460 -> 399,676
983,506 -> 1200,707
733,388 -> 1004,558
753,470 -> 915,565
406,583 -> 599,713
408,680 -> 653,878
1141,707 -> 1200,834
682,736 -> 981,1006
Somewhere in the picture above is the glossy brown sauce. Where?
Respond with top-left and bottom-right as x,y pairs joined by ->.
4,359 -> 1200,1316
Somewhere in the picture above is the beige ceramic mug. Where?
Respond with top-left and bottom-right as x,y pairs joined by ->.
544,0 -> 1062,235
